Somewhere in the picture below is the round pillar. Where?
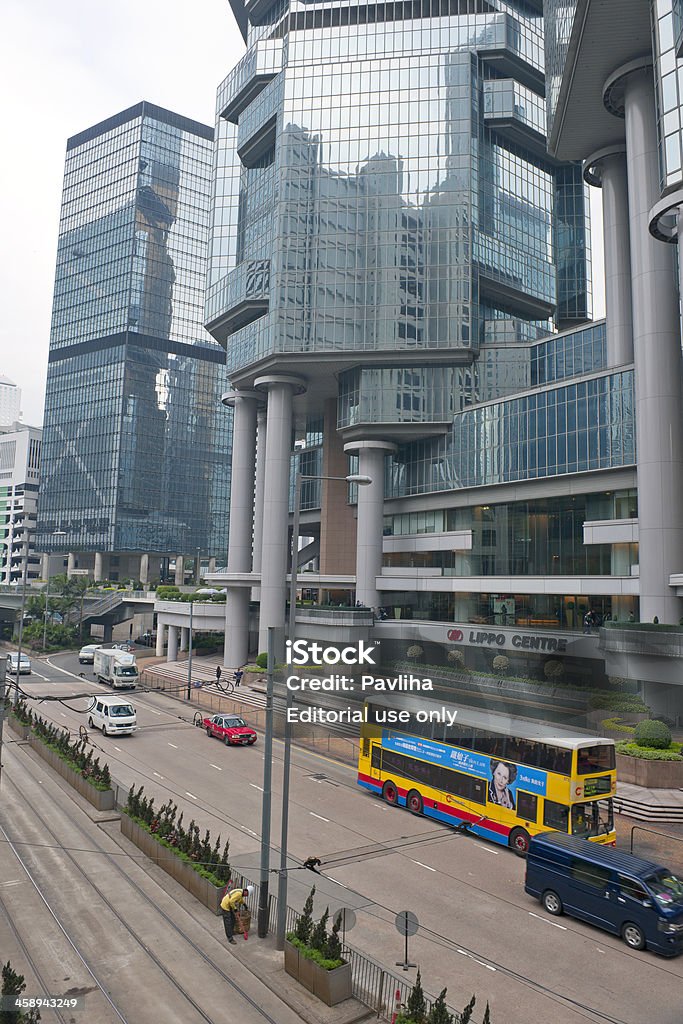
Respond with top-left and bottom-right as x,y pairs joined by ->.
94,551 -> 103,582
584,146 -> 633,365
222,389 -> 262,667
67,553 -> 76,575
255,375 -> 306,655
180,627 -> 189,652
167,625 -> 179,662
604,59 -> 683,622
252,406 -> 268,574
139,553 -> 150,586
174,555 -> 185,586
344,440 -> 396,610
156,624 -> 165,658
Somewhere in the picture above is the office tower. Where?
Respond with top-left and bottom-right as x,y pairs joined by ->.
36,103 -> 231,585
0,376 -> 22,430
544,0 -> 683,716
0,423 -> 42,584
207,1 -> 646,711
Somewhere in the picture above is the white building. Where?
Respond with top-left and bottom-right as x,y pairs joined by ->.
0,376 -> 21,430
0,424 -> 42,584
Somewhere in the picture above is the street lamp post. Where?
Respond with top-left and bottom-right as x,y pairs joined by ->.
186,599 -> 194,701
41,530 -> 66,651
275,471 -> 371,948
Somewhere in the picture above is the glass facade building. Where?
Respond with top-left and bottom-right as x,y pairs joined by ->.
37,103 -> 230,569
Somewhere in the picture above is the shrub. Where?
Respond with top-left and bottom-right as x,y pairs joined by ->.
634,719 -> 672,749
405,969 -> 427,1024
406,645 -> 424,660
492,655 -> 509,675
294,887 -> 315,944
256,652 -> 268,669
601,718 -> 635,736
616,742 -> 683,761
446,649 -> 466,669
544,660 -> 564,681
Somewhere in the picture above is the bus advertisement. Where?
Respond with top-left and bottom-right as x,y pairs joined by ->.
357,696 -> 617,855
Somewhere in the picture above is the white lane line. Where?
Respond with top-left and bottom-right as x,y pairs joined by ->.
153,771 -> 164,779
457,950 -> 497,971
114,746 -> 122,752
210,764 -> 223,771
411,860 -> 436,872
245,829 -> 258,837
60,713 -> 67,718
168,742 -> 178,748
329,879 -> 350,889
310,812 -> 330,822
529,912 -> 567,930
185,792 -> 197,800
481,847 -> 500,855
250,783 -> 264,792
148,709 -> 161,715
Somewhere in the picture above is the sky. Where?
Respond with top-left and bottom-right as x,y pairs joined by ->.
0,1 -> 604,428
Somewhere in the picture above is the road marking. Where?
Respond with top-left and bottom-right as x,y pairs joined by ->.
148,709 -> 161,715
185,792 -> 197,800
114,746 -> 122,752
481,847 -> 500,855
168,742 -> 178,748
457,950 -> 497,971
153,771 -> 164,779
310,812 -> 329,822
528,912 -> 567,930
329,879 -> 349,889
210,764 -> 223,771
411,860 -> 436,872
245,829 -> 258,837
250,783 -> 264,792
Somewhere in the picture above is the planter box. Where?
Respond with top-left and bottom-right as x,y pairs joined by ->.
121,815 -> 223,915
283,940 -> 353,1006
26,733 -> 115,811
6,718 -> 30,740
617,753 -> 683,788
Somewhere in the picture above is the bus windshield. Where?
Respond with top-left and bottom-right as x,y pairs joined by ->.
571,799 -> 613,837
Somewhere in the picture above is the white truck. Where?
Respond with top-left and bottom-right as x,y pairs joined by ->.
93,648 -> 139,689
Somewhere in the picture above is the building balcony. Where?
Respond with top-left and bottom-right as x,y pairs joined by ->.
483,80 -> 548,159
383,530 -> 473,555
474,229 -> 556,319
600,624 -> 683,659
236,76 -> 282,166
217,39 -> 284,124
583,519 -> 638,545
205,259 -> 270,341
477,12 -> 545,93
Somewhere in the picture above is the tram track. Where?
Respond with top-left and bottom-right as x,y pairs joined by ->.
0,748 -> 287,1024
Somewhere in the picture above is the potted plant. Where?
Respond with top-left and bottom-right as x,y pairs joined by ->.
285,888 -> 352,1006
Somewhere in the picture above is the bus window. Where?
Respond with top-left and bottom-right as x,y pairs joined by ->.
371,745 -> 381,770
517,791 -> 538,823
577,745 -> 615,774
543,800 -> 569,832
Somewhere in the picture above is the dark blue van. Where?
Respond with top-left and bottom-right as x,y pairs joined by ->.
525,832 -> 683,956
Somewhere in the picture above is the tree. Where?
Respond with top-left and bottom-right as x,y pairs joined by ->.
426,988 -> 453,1024
459,995 -> 476,1024
1,961 -> 41,1022
310,907 -> 329,951
482,1003 -> 491,1024
405,969 -> 427,1024
295,887 -> 315,944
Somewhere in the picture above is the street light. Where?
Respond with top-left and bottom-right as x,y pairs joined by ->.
275,470 -> 372,949
42,530 -> 67,650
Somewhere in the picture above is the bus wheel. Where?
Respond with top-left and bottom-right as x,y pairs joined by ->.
622,922 -> 646,951
407,790 -> 423,815
509,827 -> 530,857
542,890 -> 563,916
382,781 -> 399,806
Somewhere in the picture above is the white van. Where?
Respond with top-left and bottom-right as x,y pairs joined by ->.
88,696 -> 137,736
78,644 -> 101,664
7,652 -> 31,675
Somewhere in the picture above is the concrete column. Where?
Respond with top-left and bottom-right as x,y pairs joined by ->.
584,147 -> 633,366
222,389 -> 262,666
344,440 -> 396,609
103,623 -> 113,643
41,553 -> 49,578
255,375 -> 306,655
167,625 -> 179,662
174,555 -> 184,586
208,556 -> 217,574
252,406 -> 267,574
94,552 -> 103,582
180,627 -> 189,652
67,552 -> 76,575
604,60 -> 683,622
156,624 -> 165,657
139,553 -> 150,586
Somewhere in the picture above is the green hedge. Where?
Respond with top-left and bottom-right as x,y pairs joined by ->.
286,934 -> 344,971
634,719 -> 672,749
601,718 -> 635,735
616,742 -> 683,761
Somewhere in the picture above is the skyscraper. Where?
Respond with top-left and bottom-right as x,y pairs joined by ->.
206,1 -> 644,704
37,103 -> 231,584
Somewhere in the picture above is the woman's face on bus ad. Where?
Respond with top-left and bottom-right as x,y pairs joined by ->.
493,762 -> 511,794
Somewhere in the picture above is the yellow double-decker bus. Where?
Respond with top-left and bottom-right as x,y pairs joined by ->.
357,695 -> 616,855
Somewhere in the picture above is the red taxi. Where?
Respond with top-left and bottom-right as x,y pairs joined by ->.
203,714 -> 257,746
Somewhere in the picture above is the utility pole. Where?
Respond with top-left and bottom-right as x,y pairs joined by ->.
186,600 -> 194,701
0,659 -> 6,786
257,627 -> 275,938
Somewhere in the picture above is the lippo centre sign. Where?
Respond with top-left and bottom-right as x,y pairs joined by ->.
447,627 -> 568,654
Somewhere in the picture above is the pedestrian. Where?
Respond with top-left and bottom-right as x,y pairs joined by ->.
221,886 -> 250,945
234,667 -> 243,687
583,611 -> 591,634
216,665 -> 222,684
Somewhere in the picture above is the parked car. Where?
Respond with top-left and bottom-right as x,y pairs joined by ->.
134,632 -> 156,647
203,714 -> 257,746
6,652 -> 31,675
